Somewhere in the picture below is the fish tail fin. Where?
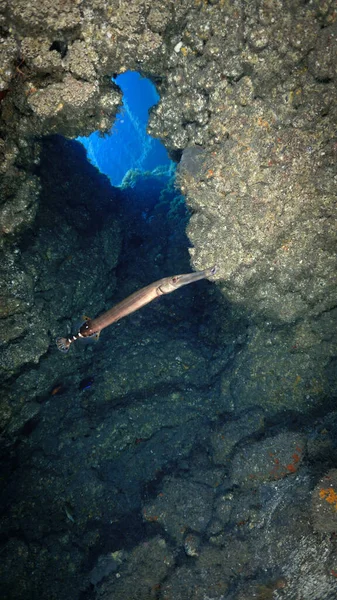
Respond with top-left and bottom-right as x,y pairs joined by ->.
56,337 -> 71,353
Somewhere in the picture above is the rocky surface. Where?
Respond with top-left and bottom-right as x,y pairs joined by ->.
0,1 -> 337,599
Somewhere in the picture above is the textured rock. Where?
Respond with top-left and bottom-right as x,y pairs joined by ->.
312,469 -> 337,533
230,431 -> 306,487
0,137 -> 122,450
222,320 -> 336,414
143,477 -> 214,542
0,172 -> 40,238
96,537 -> 174,600
148,2 -> 337,326
210,409 -> 265,465
0,2 -> 337,600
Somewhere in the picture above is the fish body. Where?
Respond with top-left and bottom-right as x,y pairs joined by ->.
56,266 -> 217,353
51,383 -> 65,396
64,505 -> 75,523
79,377 -> 94,391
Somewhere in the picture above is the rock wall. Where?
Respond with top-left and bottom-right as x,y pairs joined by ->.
1,1 -> 336,415
0,2 -> 337,599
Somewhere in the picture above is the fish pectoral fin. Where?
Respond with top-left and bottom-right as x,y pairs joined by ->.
78,330 -> 100,345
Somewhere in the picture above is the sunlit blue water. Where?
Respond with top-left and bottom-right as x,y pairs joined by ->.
77,71 -> 173,186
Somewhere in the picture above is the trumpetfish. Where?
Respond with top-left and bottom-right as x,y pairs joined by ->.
56,266 -> 217,353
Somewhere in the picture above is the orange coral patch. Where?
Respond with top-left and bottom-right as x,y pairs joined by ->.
146,515 -> 159,522
319,488 -> 337,508
286,464 -> 297,473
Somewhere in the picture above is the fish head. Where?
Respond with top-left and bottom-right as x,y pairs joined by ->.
158,275 -> 186,294
158,266 -> 217,295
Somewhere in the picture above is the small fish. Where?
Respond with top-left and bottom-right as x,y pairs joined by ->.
79,376 -> 94,391
51,383 -> 66,396
64,505 -> 75,523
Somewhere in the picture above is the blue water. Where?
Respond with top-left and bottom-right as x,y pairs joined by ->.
77,71 -> 173,187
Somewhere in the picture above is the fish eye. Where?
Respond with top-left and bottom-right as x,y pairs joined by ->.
172,277 -> 177,283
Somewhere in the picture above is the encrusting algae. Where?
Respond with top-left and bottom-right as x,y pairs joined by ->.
319,488 -> 337,510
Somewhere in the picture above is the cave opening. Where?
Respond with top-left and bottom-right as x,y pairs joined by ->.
23,69 -> 220,366
77,71 -> 174,187
75,70 -> 195,296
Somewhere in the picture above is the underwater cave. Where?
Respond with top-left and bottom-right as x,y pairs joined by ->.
1,67 -> 227,599
1,3 -> 337,600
